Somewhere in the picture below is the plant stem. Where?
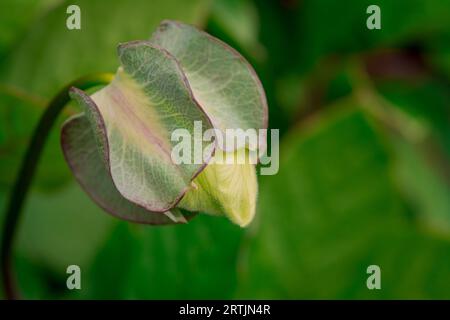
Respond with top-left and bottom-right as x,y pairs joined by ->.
1,73 -> 113,299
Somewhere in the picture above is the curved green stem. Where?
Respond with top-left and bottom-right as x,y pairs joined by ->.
1,73 -> 114,299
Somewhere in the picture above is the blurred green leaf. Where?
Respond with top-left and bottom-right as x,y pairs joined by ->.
84,216 -> 244,299
208,0 -> 263,59
376,79 -> 450,154
392,136 -> 450,235
237,105 -> 450,298
13,183 -> 113,274
0,0 -> 59,58
15,254 -> 55,299
428,33 -> 450,78
293,0 -> 450,72
363,76 -> 450,235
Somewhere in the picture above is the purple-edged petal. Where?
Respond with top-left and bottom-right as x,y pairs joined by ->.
151,20 -> 268,153
61,113 -> 192,224
67,42 -> 214,214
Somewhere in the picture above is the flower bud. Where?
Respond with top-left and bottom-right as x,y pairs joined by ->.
63,21 -> 267,226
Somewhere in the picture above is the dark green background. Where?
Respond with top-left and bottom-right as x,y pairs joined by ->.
0,0 -> 449,299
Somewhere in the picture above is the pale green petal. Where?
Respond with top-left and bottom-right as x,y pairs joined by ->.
68,41 -> 214,213
178,149 -> 258,227
151,20 -> 268,152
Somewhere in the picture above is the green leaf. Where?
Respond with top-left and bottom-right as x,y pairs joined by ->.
4,183 -> 113,273
238,105 -> 450,299
0,0 -> 56,59
376,79 -> 450,154
208,0 -> 262,59
428,33 -> 450,78
292,0 -> 450,72
373,79 -> 450,234
84,216 -> 244,299
391,136 -> 450,234
151,20 -> 268,152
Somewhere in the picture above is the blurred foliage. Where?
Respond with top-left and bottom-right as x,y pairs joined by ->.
0,0 -> 449,299
83,217 -> 243,299
238,107 -> 450,298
